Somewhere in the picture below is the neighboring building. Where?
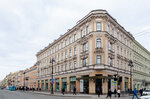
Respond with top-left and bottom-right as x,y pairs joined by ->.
24,65 -> 37,89
133,40 -> 150,90
36,10 -> 134,94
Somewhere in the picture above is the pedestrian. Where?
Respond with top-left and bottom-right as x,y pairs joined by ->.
62,88 -> 65,95
97,87 -> 100,97
132,88 -> 139,99
114,89 -> 117,97
117,88 -> 121,98
106,89 -> 112,98
140,88 -> 143,96
73,87 -> 76,95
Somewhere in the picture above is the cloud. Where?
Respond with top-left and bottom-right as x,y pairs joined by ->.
0,0 -> 150,80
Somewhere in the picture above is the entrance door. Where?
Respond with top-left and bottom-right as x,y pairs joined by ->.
95,75 -> 103,94
84,79 -> 89,94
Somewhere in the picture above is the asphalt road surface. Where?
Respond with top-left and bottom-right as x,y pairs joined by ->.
0,89 -> 133,99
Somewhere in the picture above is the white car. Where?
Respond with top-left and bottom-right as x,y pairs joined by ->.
143,90 -> 150,95
140,95 -> 150,99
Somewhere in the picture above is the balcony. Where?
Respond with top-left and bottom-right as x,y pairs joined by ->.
108,49 -> 115,58
94,64 -> 105,69
80,50 -> 88,59
94,47 -> 103,53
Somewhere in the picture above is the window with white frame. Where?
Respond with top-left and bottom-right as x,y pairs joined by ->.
61,42 -> 63,49
124,62 -> 126,70
109,42 -> 113,50
69,36 -> 72,44
65,50 -> 67,58
121,61 -> 123,69
117,59 -> 119,68
74,61 -> 76,69
69,61 -> 72,69
83,43 -> 87,52
55,66 -> 56,73
109,58 -> 113,66
112,28 -> 114,36
121,48 -> 122,55
86,26 -> 89,34
74,34 -> 76,41
81,29 -> 83,37
65,63 -> 67,71
61,64 -> 63,72
61,53 -> 63,60
74,47 -> 76,56
96,38 -> 101,48
82,58 -> 87,67
96,22 -> 101,31
58,44 -> 60,50
69,49 -> 72,57
96,55 -> 101,64
65,39 -> 67,47
52,48 -> 54,54
58,65 -> 60,72
55,46 -> 57,52
58,53 -> 60,61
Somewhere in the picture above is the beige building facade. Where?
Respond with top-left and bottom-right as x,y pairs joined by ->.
133,40 -> 150,90
36,10 -> 134,94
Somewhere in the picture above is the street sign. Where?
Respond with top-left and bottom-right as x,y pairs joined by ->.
51,78 -> 55,84
113,81 -> 117,85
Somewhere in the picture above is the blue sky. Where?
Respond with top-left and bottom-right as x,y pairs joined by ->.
0,0 -> 150,80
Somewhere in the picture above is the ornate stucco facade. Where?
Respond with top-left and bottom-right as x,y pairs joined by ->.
36,10 -> 134,94
133,40 -> 150,90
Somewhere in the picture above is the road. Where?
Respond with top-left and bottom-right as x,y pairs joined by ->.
0,89 -> 134,99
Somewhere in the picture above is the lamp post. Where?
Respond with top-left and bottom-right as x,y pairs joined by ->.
128,60 -> 133,91
23,72 -> 25,88
50,58 -> 55,94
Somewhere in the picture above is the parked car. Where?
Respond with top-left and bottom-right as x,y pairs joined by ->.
9,86 -> 16,91
143,90 -> 150,95
140,95 -> 150,99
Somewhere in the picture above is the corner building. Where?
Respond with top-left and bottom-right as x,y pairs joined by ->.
36,10 -> 134,94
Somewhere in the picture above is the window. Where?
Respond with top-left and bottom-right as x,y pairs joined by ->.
109,42 -> 113,50
58,44 -> 60,50
65,63 -> 67,71
74,34 -> 76,41
81,29 -> 83,37
96,39 -> 101,48
61,64 -> 63,72
55,66 -> 56,73
117,46 -> 119,54
69,36 -> 72,44
58,53 -> 60,61
96,55 -> 101,64
117,32 -> 119,39
86,26 -> 89,34
58,65 -> 60,72
61,42 -> 63,48
55,46 -> 57,52
69,49 -> 72,57
74,47 -> 76,55
65,50 -> 67,58
112,28 -> 114,36
121,48 -> 122,55
96,22 -> 101,31
82,58 -> 87,67
74,61 -> 76,69
61,53 -> 63,60
109,58 -> 113,66
117,60 -> 119,68
52,48 -> 54,54
69,61 -> 72,69
83,43 -> 87,52
65,39 -> 67,47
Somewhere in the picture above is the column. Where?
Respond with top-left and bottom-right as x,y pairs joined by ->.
76,75 -> 80,93
103,73 -> 108,94
59,77 -> 62,92
121,76 -> 125,91
67,76 -> 70,92
48,79 -> 51,91
89,74 -> 95,94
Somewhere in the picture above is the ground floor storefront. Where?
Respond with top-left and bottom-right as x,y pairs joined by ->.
37,70 -> 131,94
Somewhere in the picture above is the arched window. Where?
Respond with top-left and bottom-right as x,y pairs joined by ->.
96,38 -> 101,48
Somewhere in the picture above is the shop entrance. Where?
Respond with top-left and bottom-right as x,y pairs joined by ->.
62,78 -> 67,91
83,75 -> 89,94
95,74 -> 103,94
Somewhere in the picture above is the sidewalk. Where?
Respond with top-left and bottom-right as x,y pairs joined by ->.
22,90 -> 132,98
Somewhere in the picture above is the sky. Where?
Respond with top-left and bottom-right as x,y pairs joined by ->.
0,0 -> 150,80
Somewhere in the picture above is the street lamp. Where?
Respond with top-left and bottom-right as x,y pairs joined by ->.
23,72 -> 26,88
128,60 -> 134,92
50,58 -> 55,94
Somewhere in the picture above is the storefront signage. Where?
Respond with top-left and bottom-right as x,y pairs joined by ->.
62,78 -> 67,82
70,77 -> 76,82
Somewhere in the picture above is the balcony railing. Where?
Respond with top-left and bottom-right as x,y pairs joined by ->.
94,47 -> 103,53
